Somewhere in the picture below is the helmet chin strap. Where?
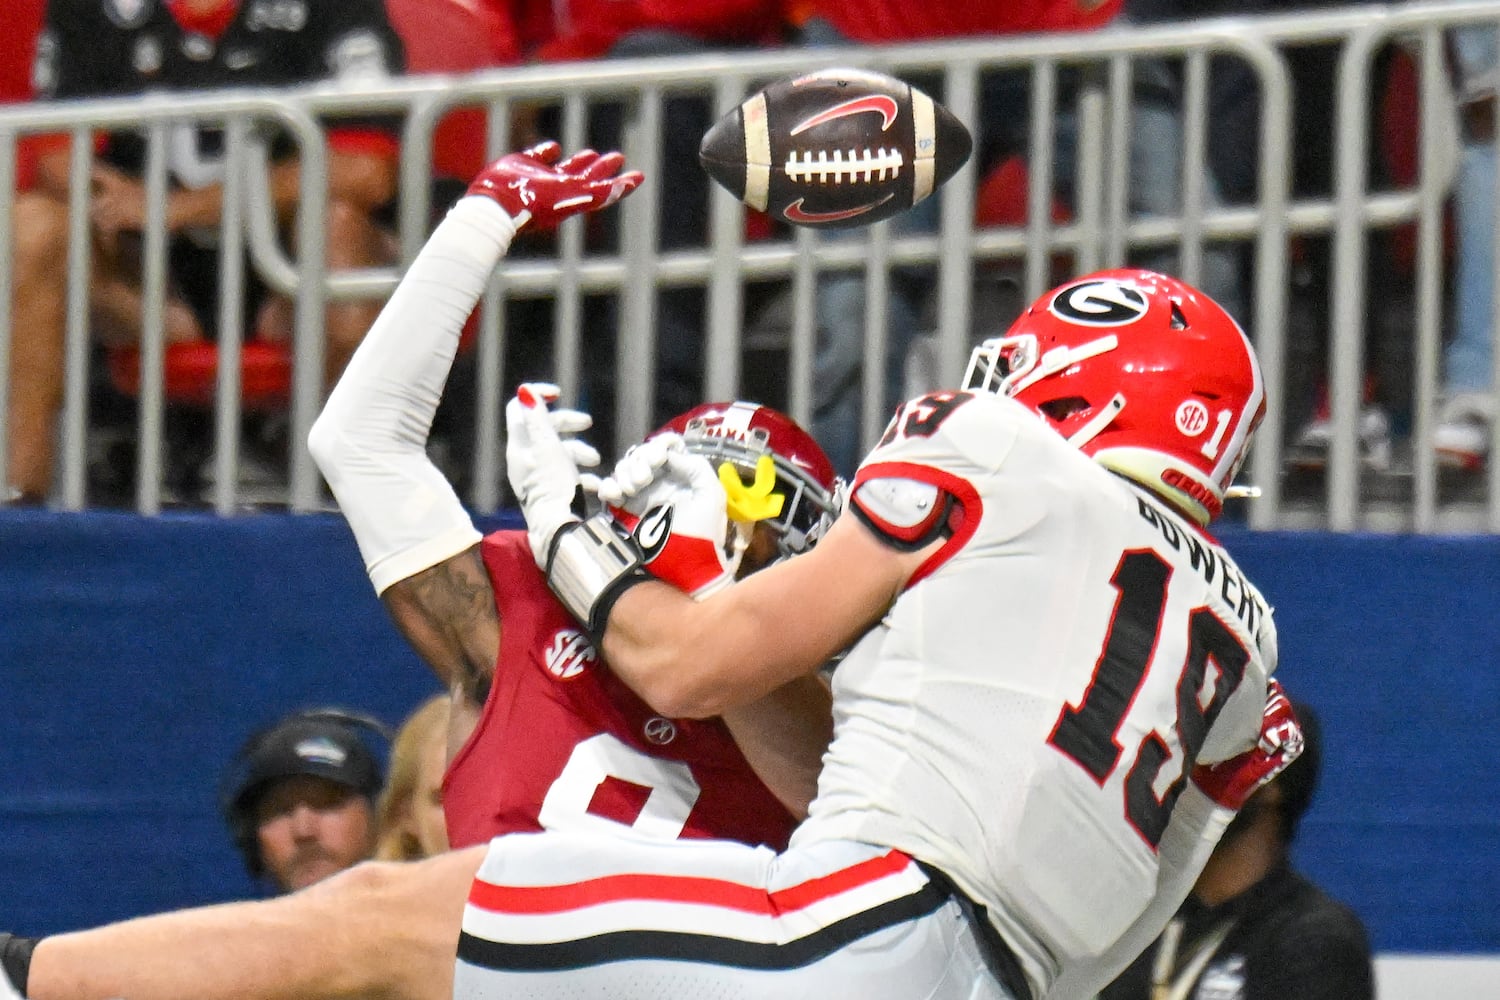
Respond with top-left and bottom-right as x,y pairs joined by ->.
1066,392 -> 1126,449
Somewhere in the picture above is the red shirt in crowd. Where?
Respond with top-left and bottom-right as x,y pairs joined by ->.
804,0 -> 1121,43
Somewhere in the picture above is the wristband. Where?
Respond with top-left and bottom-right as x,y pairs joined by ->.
545,513 -> 651,637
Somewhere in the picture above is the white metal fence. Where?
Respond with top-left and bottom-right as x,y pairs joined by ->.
3,1 -> 1500,531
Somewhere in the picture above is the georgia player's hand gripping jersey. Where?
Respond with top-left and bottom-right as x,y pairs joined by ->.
441,531 -> 796,852
792,389 -> 1277,994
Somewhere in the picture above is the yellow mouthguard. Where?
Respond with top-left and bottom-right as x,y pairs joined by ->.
719,456 -> 785,524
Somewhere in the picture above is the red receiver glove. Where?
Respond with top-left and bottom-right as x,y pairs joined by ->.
1191,678 -> 1305,810
466,141 -> 643,230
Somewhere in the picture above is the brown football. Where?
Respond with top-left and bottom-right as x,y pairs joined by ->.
699,67 -> 973,229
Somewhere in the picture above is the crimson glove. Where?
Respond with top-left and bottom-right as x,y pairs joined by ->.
1192,678 -> 1305,810
466,141 -> 643,230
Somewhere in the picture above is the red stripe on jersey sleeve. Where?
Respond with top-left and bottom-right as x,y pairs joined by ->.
467,849 -> 914,916
852,461 -> 982,589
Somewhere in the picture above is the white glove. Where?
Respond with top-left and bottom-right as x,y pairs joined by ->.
592,432 -> 684,509
596,435 -> 747,598
505,382 -> 601,566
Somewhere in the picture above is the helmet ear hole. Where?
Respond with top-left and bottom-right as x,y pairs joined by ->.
1169,303 -> 1189,330
1039,396 -> 1091,420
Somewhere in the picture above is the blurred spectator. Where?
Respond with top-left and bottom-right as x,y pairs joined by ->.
789,1 -> 1252,477
373,693 -> 450,861
521,0 -> 791,441
220,708 -> 390,894
1154,0 -> 1422,474
5,0 -> 405,503
1436,22 -> 1499,471
1129,0 -> 1416,471
1098,702 -> 1375,1000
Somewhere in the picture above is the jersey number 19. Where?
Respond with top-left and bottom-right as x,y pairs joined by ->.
1048,550 -> 1249,848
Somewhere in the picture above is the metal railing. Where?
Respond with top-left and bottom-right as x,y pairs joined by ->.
2,1 -> 1499,530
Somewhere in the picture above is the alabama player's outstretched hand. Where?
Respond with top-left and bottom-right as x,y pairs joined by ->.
594,435 -> 747,599
1191,678 -> 1304,810
466,141 -> 643,230
506,382 -> 601,565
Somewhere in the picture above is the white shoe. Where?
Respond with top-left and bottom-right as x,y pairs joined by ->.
1435,393 -> 1494,471
1289,405 -> 1393,471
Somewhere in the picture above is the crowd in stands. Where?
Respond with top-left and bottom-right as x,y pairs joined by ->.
0,9 -> 1392,992
219,699 -> 451,896
0,0 -> 1496,506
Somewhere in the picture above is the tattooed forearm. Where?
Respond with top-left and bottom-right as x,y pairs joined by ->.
382,546 -> 499,704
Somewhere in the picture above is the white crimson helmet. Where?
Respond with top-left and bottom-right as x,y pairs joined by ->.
655,401 -> 842,561
964,268 -> 1266,525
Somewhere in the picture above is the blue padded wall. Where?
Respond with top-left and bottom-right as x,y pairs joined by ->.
0,511 -> 1496,953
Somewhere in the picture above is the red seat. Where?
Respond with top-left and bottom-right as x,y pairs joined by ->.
974,155 -> 1072,228
108,341 -> 294,411
102,0 -> 510,414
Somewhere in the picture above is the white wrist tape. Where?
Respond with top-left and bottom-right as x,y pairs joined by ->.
308,196 -> 521,594
545,513 -> 650,636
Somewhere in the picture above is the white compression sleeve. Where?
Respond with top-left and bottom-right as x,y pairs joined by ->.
308,196 -> 521,594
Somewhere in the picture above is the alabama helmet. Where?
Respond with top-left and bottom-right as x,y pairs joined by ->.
963,268 -> 1265,524
657,401 -> 841,561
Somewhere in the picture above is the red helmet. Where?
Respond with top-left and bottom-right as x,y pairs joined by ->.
655,402 -> 841,561
963,269 -> 1265,524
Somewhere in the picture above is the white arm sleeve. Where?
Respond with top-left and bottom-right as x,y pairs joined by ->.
308,196 -> 521,594
1042,784 -> 1234,1000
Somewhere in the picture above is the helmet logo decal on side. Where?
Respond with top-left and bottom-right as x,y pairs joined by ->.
1049,279 -> 1149,327
1175,400 -> 1210,437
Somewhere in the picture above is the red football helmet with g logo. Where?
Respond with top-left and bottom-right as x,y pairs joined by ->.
963,269 -> 1266,525
656,402 -> 841,561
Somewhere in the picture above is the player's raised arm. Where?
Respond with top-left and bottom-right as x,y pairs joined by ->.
308,144 -> 642,697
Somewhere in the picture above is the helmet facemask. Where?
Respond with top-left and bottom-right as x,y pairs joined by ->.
679,420 -> 839,564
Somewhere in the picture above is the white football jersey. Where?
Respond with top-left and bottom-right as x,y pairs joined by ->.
792,389 -> 1276,996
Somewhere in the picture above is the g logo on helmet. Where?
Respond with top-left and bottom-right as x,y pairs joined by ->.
1049,279 -> 1149,327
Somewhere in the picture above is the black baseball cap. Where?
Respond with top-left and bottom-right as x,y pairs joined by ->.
226,713 -> 384,818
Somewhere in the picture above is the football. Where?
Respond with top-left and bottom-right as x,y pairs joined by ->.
699,67 -> 973,229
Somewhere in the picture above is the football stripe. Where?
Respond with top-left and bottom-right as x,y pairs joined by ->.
789,94 -> 900,135
742,92 -> 772,212
912,89 -> 936,205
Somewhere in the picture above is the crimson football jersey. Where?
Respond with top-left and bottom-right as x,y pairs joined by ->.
441,530 -> 796,851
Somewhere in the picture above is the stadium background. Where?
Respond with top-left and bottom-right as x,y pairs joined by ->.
2,0 -> 1500,994
1,509 -> 1496,957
